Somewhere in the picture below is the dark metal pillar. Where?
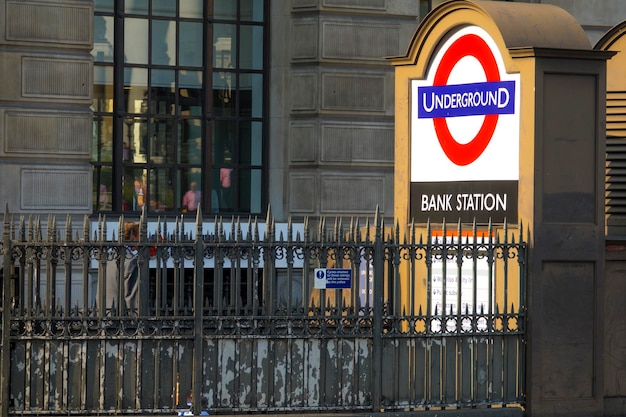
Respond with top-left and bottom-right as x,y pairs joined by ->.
1,206 -> 12,416
192,209 -> 204,415
372,207 -> 384,411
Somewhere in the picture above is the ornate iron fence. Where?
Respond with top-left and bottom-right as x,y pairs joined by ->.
0,208 -> 526,416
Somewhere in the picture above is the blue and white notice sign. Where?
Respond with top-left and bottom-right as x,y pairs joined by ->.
314,268 -> 352,289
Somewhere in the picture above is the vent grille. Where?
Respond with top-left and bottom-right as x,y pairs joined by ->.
606,91 -> 626,234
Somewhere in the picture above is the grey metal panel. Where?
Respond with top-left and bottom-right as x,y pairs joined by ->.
139,340 -> 157,409
10,342 -> 26,411
478,337 -> 490,403
30,341 -> 45,410
84,341 -> 100,410
64,341 -> 87,410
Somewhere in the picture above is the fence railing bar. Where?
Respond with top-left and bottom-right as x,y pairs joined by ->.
192,206 -> 203,416
1,209 -> 526,415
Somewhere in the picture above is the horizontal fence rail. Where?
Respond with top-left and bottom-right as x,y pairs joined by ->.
0,208 -> 526,416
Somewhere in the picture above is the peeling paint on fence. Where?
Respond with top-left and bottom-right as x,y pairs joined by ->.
1,211 -> 526,415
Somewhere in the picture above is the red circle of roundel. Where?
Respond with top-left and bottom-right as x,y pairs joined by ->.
432,33 -> 500,166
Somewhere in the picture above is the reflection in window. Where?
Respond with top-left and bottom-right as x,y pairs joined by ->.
123,168 -> 148,212
150,118 -> 176,163
213,71 -> 234,117
94,0 -> 114,13
150,69 -> 175,114
180,0 -> 203,18
153,0 -> 176,16
179,119 -> 201,164
93,15 -> 113,62
240,73 -> 263,118
124,68 -> 148,113
126,0 -> 149,14
214,0 -> 236,20
150,167 -> 176,212
92,0 -> 266,216
124,18 -> 149,64
240,25 -> 263,70
94,166 -> 112,211
152,20 -> 176,66
214,25 -> 236,68
179,22 -> 203,67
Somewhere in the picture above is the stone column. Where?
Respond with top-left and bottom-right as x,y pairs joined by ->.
0,0 -> 94,214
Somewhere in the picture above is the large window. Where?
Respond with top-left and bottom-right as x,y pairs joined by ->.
92,0 -> 266,215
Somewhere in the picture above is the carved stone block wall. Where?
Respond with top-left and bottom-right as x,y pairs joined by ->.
320,174 -> 387,213
290,122 -> 317,163
321,122 -> 393,163
289,175 -> 316,213
2,109 -> 91,157
276,1 -> 419,219
21,167 -> 92,210
0,0 -> 94,213
322,21 -> 399,62
4,0 -> 93,48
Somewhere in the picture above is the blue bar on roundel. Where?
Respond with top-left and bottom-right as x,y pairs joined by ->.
418,80 -> 515,118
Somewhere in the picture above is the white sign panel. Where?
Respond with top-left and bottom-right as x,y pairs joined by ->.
429,236 -> 491,332
430,239 -> 491,316
411,25 -> 520,183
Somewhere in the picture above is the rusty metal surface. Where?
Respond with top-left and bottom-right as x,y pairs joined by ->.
0,209 -> 526,415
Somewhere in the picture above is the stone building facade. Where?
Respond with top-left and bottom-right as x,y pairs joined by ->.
0,0 -> 93,214
0,0 -> 625,223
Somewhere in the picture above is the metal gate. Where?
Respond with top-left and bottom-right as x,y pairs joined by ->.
0,209 -> 526,415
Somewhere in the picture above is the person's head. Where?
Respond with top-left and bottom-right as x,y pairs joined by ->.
123,222 -> 139,241
189,181 -> 197,191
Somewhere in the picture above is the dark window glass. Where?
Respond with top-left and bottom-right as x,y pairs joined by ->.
94,0 -> 114,13
240,25 -> 263,70
126,0 -> 149,15
93,15 -> 114,62
214,0 -> 236,20
125,18 -> 149,64
179,21 -> 203,67
152,20 -> 177,66
241,0 -> 264,22
153,0 -> 176,17
180,0 -> 203,18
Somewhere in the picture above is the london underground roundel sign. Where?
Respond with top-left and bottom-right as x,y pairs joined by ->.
411,26 -> 520,183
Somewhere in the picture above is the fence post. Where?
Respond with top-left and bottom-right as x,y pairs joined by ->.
1,206 -> 11,417
372,208 -> 384,411
192,209 -> 204,415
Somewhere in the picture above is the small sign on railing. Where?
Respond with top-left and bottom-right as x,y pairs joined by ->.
314,268 -> 352,289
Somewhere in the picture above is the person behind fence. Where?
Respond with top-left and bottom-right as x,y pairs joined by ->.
182,181 -> 201,211
101,221 -> 140,315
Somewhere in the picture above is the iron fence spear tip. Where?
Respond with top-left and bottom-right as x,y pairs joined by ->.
265,204 -> 272,226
